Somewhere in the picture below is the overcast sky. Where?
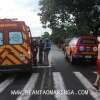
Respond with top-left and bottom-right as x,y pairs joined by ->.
0,0 -> 51,37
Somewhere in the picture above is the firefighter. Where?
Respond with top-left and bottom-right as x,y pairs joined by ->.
38,39 -> 44,65
44,39 -> 51,66
32,39 -> 38,66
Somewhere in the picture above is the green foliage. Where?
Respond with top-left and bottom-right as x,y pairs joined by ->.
42,31 -> 50,39
39,0 -> 100,43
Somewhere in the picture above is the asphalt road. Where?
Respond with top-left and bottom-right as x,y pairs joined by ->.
0,45 -> 99,100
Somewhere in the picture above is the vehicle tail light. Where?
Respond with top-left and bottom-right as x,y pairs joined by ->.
20,53 -> 28,64
72,46 -> 78,54
28,47 -> 31,59
28,50 -> 31,55
79,46 -> 85,51
93,46 -> 98,52
19,53 -> 25,61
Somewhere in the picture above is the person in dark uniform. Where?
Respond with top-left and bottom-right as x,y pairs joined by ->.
32,39 -> 38,66
38,39 -> 44,65
44,39 -> 51,66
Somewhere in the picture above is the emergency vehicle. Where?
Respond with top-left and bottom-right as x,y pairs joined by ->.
0,19 -> 33,71
65,35 -> 98,64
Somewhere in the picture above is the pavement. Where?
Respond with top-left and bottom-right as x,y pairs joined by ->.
0,45 -> 99,100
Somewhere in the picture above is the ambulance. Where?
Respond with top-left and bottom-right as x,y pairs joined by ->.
0,19 -> 33,72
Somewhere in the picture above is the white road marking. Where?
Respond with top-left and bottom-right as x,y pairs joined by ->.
40,72 -> 46,91
38,71 -> 46,100
49,51 -> 52,67
0,77 -> 14,93
17,73 -> 39,100
74,72 -> 100,100
53,72 -> 69,100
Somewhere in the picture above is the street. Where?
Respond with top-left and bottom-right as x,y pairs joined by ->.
0,45 -> 98,100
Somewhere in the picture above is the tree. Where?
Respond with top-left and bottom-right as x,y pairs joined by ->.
39,0 -> 100,43
42,32 -> 50,38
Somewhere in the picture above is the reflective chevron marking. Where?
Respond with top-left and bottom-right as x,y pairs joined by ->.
0,77 -> 14,93
13,45 -> 29,58
0,44 -> 29,65
53,72 -> 69,100
17,73 -> 39,100
74,72 -> 100,100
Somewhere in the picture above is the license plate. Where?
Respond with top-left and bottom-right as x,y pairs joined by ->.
85,56 -> 91,58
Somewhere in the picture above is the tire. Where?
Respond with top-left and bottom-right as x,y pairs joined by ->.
65,52 -> 68,60
26,59 -> 33,73
69,54 -> 76,64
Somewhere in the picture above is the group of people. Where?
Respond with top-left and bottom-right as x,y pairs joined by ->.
31,38 -> 51,66
31,36 -> 100,91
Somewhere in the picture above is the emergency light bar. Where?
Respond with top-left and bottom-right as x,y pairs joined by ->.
0,24 -> 17,27
0,18 -> 18,22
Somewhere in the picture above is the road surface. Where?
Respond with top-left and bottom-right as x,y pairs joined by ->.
0,45 -> 99,100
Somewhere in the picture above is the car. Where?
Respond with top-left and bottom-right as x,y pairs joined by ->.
63,38 -> 72,52
64,35 -> 98,64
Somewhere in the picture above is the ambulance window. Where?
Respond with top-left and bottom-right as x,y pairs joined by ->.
9,32 -> 23,44
0,32 -> 3,45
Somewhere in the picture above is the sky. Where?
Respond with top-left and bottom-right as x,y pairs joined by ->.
0,0 -> 51,37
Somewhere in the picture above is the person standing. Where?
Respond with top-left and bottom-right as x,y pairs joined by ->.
44,39 -> 51,66
38,39 -> 44,65
32,39 -> 38,66
93,37 -> 100,90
